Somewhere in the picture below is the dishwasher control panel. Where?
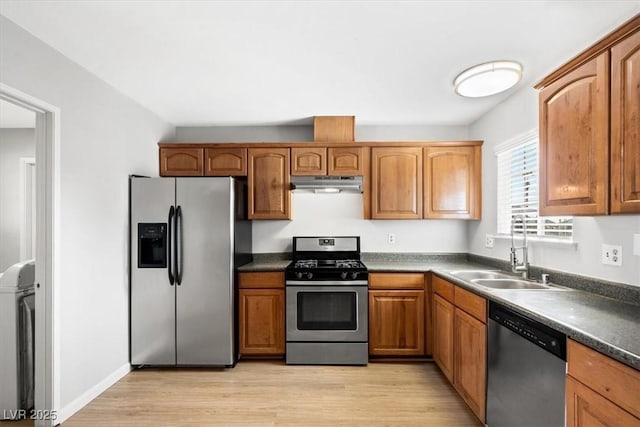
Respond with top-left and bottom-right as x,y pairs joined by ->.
489,302 -> 566,360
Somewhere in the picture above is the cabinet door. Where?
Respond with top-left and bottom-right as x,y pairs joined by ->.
424,146 -> 481,219
239,289 -> 285,356
611,29 -> 640,214
204,148 -> 247,176
327,147 -> 365,175
248,148 -> 291,220
368,290 -> 425,356
291,147 -> 327,175
159,147 -> 204,176
371,147 -> 423,219
454,308 -> 487,423
566,376 -> 640,427
539,53 -> 609,215
433,294 -> 454,383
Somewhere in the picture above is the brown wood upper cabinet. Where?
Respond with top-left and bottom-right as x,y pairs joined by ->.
539,53 -> 609,216
371,147 -> 423,219
328,147 -> 365,175
423,146 -> 481,219
610,28 -> 640,213
204,147 -> 247,176
247,148 -> 291,220
291,146 -> 366,176
159,147 -> 204,176
291,147 -> 327,175
537,19 -> 640,215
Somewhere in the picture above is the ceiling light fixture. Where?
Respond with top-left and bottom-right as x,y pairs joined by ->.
454,60 -> 523,98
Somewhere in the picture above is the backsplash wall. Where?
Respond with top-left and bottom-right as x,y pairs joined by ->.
252,193 -> 469,253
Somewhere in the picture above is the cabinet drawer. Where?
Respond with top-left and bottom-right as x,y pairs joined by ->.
567,339 -> 640,418
238,271 -> 285,289
432,275 -> 454,303
369,273 -> 425,290
454,286 -> 486,323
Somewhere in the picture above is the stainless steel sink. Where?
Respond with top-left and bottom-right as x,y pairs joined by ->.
448,270 -> 513,281
470,278 -> 563,290
449,270 -> 568,290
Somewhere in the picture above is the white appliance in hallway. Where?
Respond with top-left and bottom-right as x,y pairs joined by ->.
0,260 -> 35,419
129,176 -> 251,367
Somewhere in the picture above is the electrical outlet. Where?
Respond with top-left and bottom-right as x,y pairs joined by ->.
485,234 -> 494,248
634,234 -> 640,256
387,233 -> 396,244
601,244 -> 622,266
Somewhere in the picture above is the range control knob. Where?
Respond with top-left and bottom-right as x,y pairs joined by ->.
295,272 -> 303,280
340,271 -> 348,280
306,272 -> 314,280
350,272 -> 359,280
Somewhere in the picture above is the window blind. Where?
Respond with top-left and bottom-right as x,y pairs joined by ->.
496,137 -> 572,239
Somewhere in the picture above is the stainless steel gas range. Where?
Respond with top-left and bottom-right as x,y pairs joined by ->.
285,236 -> 368,365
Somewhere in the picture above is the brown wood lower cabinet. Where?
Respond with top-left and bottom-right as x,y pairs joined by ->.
238,272 -> 285,357
432,275 -> 486,423
453,307 -> 486,422
566,376 -> 640,427
368,290 -> 425,356
432,294 -> 454,382
368,272 -> 426,357
566,339 -> 640,426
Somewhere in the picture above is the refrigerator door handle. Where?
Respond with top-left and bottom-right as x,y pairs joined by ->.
176,205 -> 183,285
167,206 -> 175,286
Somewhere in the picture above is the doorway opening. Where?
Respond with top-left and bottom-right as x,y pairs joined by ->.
0,85 -> 58,427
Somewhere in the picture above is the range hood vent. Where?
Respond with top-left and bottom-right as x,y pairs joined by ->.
291,176 -> 363,193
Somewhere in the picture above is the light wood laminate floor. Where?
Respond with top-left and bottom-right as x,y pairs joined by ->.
6,361 -> 482,426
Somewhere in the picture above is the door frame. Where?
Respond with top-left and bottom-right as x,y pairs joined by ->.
1,83 -> 59,427
19,156 -> 36,261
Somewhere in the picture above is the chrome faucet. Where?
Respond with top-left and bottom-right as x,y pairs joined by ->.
510,215 -> 529,279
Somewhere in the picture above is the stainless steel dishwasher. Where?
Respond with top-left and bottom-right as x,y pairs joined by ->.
487,302 -> 566,427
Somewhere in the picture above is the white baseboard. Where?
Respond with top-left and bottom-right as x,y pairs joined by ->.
56,363 -> 131,424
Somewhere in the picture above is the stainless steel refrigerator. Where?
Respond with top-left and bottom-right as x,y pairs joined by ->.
129,176 -> 251,367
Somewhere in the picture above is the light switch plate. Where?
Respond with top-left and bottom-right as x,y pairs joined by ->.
602,244 -> 622,266
634,234 -> 640,256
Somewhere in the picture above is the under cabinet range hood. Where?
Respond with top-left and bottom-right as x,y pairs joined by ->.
291,176 -> 363,193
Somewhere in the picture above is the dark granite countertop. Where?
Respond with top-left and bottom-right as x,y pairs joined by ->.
238,253 -> 640,370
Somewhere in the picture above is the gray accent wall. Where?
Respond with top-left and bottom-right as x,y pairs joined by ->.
175,124 -> 469,142
0,128 -> 35,272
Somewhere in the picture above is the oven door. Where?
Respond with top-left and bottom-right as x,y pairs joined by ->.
286,284 -> 368,342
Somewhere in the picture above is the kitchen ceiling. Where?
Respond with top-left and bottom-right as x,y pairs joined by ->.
1,1 -> 639,127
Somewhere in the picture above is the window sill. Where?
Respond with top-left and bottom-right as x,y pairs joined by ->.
492,234 -> 578,250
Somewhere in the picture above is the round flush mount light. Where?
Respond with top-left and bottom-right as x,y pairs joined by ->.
454,60 -> 523,98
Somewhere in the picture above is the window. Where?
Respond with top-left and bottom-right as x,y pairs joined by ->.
496,130 -> 572,239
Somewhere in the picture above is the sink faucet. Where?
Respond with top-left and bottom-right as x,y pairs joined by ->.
510,215 -> 529,279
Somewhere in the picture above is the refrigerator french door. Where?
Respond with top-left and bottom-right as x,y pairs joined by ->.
130,177 -> 238,367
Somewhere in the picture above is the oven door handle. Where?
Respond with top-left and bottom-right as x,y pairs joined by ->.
285,280 -> 368,286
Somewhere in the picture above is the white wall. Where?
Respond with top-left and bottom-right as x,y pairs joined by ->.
0,128 -> 35,271
0,15 -> 175,420
468,87 -> 640,286
178,124 -> 471,253
253,193 -> 468,253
